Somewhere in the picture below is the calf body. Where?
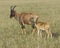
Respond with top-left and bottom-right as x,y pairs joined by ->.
35,22 -> 52,38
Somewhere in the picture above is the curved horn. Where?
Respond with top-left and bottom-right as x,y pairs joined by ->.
13,5 -> 16,9
10,6 -> 13,9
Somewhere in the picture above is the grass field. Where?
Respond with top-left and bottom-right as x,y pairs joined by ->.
0,0 -> 60,48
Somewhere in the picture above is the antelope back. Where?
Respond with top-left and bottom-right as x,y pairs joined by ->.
19,13 -> 38,25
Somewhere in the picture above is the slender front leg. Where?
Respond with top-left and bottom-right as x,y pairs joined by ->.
32,28 -> 35,35
37,29 -> 39,37
19,19 -> 26,34
30,17 -> 36,34
40,30 -> 42,38
21,25 -> 26,34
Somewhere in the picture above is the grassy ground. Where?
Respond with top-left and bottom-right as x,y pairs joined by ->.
0,0 -> 60,48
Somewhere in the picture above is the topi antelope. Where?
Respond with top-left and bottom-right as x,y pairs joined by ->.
10,5 -> 39,34
35,22 -> 52,38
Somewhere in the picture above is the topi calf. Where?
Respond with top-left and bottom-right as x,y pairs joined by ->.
35,22 -> 52,38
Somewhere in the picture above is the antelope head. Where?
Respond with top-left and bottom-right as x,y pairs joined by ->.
10,5 -> 16,18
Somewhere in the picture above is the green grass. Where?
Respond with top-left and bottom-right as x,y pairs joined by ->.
0,0 -> 60,48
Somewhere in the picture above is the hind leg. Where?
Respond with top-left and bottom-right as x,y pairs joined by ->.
45,29 -> 52,38
48,29 -> 52,38
45,29 -> 50,38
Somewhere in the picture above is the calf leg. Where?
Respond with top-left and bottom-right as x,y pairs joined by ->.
40,30 -> 43,38
45,30 -> 50,38
45,29 -> 52,38
48,29 -> 52,38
